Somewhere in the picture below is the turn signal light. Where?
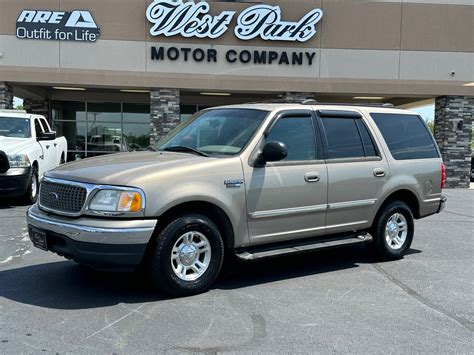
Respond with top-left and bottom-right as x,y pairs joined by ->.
118,192 -> 142,212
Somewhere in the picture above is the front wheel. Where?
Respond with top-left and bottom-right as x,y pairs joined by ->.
23,166 -> 39,205
145,214 -> 224,297
370,201 -> 414,260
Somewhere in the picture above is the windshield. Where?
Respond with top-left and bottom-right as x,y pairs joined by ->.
0,117 -> 31,138
156,108 -> 268,156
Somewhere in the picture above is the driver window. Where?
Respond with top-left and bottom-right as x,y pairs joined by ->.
34,119 -> 44,137
40,118 -> 51,132
266,116 -> 317,161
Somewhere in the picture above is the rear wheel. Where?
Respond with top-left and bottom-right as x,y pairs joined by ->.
23,166 -> 39,205
145,214 -> 224,297
370,201 -> 414,260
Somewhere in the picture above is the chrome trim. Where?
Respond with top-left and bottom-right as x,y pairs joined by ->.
39,176 -> 146,218
423,197 -> 442,203
249,204 -> 327,219
326,220 -> 369,230
27,206 -> 157,244
328,199 -> 377,210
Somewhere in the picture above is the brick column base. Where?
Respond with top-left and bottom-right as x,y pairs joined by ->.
0,82 -> 13,110
24,98 -> 50,121
150,88 -> 180,145
434,96 -> 473,188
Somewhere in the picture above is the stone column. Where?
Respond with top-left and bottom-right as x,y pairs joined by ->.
24,98 -> 50,121
150,88 -> 181,145
0,82 -> 13,110
434,96 -> 473,188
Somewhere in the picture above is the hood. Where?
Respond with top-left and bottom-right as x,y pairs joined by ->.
46,151 -> 212,186
0,136 -> 34,155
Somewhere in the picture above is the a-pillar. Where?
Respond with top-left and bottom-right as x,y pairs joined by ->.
0,82 -> 13,110
150,88 -> 181,146
434,96 -> 473,188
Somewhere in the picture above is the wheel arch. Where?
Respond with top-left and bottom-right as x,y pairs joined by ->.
154,201 -> 235,251
375,189 -> 421,222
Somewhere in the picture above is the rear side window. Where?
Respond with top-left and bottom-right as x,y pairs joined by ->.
371,113 -> 439,160
321,117 -> 378,159
266,116 -> 317,161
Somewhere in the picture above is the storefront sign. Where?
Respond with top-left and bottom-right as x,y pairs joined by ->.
16,10 -> 100,42
146,0 -> 323,42
151,46 -> 317,66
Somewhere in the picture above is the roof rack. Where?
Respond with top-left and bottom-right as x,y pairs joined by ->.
245,99 -> 396,108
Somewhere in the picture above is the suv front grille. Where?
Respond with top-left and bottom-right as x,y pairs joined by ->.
0,151 -> 9,173
40,180 -> 87,214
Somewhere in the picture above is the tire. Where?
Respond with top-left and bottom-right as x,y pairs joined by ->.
369,200 -> 414,260
145,214 -> 224,297
23,166 -> 39,205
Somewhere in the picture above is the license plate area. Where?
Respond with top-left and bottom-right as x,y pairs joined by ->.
29,226 -> 48,251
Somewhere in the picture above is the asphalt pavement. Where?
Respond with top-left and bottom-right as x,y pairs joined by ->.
0,189 -> 473,354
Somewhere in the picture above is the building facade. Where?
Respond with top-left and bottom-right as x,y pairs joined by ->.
0,0 -> 473,187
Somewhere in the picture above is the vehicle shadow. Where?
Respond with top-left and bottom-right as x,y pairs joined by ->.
0,198 -> 31,209
0,245 -> 422,310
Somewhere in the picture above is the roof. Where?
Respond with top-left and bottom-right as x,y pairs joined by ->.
0,110 -> 38,119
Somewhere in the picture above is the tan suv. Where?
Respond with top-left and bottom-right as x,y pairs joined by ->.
27,101 -> 446,296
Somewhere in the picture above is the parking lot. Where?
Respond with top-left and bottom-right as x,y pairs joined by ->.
0,189 -> 472,354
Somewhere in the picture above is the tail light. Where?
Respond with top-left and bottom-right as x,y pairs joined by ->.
441,163 -> 446,190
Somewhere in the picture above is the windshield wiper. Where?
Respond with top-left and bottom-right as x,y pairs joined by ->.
162,145 -> 209,157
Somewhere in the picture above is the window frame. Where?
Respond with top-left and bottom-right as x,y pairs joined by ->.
250,109 -> 324,167
315,110 -> 382,163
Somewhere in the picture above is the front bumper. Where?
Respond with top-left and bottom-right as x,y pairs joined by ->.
27,204 -> 157,270
0,167 -> 31,196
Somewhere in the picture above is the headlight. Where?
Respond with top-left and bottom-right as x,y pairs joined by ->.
89,189 -> 144,214
8,154 -> 31,168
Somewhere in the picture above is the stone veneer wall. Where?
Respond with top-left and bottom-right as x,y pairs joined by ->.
434,96 -> 473,188
0,82 -> 13,110
150,88 -> 180,145
24,98 -> 50,121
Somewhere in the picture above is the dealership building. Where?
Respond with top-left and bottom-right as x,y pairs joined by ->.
0,0 -> 472,187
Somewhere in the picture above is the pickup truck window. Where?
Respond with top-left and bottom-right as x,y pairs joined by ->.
0,117 -> 31,138
34,119 -> 44,137
157,109 -> 268,156
40,118 -> 51,132
266,116 -> 317,161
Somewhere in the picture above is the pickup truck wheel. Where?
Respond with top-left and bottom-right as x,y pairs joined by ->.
370,201 -> 414,260
23,166 -> 39,205
146,214 -> 224,297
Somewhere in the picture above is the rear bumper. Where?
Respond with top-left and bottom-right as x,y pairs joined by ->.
26,204 -> 157,270
0,167 -> 31,196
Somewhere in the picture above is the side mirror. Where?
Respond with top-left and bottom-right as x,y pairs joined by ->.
260,141 -> 288,163
37,131 -> 56,141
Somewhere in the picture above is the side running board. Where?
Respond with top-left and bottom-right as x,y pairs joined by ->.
235,234 -> 372,261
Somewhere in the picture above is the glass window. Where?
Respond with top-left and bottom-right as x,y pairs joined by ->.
124,123 -> 150,151
34,119 -> 44,136
266,116 -> 316,161
87,102 -> 121,123
322,117 -> 365,159
40,118 -> 50,132
371,113 -> 439,160
87,121 -> 124,153
157,109 -> 267,156
53,120 -> 86,152
123,103 -> 150,123
62,101 -> 86,121
356,120 -> 377,157
0,117 -> 31,138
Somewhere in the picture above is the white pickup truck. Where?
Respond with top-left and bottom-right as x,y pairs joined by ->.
0,110 -> 67,203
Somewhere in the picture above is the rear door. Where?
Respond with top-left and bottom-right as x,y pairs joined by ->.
244,110 -> 328,244
317,110 -> 389,234
33,118 -> 53,175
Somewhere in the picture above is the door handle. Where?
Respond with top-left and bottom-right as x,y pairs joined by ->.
304,172 -> 320,183
45,145 -> 50,149
54,143 -> 57,147
373,168 -> 386,177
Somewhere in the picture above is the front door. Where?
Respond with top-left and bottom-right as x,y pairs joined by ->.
244,111 -> 328,245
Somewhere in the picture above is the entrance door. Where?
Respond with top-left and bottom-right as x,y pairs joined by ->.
244,111 -> 328,245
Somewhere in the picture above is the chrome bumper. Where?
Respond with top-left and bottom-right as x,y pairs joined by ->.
27,204 -> 157,245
